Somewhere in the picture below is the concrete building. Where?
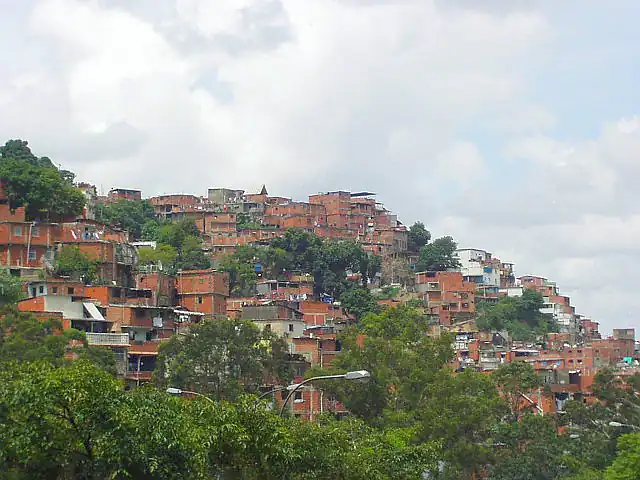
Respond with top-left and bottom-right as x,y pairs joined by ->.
108,188 -> 141,202
456,248 -> 501,287
241,304 -> 306,339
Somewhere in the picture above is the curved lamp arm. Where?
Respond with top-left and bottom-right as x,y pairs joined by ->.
279,374 -> 347,417
166,387 -> 214,404
253,386 -> 292,409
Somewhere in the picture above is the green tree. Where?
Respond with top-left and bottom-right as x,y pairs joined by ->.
141,219 -> 162,240
55,245 -> 100,283
95,199 -> 157,240
489,414 -> 577,480
0,310 -> 81,365
0,361 -> 212,479
315,308 -> 454,423
0,139 -> 85,221
407,221 -> 431,253
417,369 -> 504,477
359,305 -> 428,341
236,212 -> 262,230
218,245 -> 260,296
476,289 -> 557,340
0,309 -> 117,374
155,318 -> 291,401
339,288 -> 380,321
416,236 -> 460,272
605,433 -> 640,480
0,268 -> 24,306
492,361 -> 542,420
175,235 -> 211,271
139,219 -> 211,273
560,369 -> 640,473
137,244 -> 178,269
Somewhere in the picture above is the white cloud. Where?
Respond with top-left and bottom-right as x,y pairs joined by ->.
434,118 -> 640,333
0,0 -> 638,332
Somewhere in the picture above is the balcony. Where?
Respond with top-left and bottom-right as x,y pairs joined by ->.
85,332 -> 130,346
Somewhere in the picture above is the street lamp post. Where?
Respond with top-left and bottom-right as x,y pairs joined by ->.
279,370 -> 370,417
608,421 -> 640,431
254,384 -> 298,409
166,387 -> 214,404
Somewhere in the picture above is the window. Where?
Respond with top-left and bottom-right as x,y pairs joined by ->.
28,250 -> 37,261
52,287 -> 58,294
13,226 -> 22,236
198,296 -> 203,304
38,285 -> 44,294
289,324 -> 294,332
32,227 -> 40,237
67,287 -> 74,295
294,391 -> 303,402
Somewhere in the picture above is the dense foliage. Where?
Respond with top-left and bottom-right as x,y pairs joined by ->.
416,235 -> 461,272
0,139 -> 85,221
55,245 -> 101,283
219,229 -> 380,306
0,268 -> 25,306
407,221 -> 431,253
140,219 -> 211,272
0,308 -> 117,373
155,317 -> 292,401
95,199 -> 156,240
476,288 -> 558,340
1,295 -> 639,478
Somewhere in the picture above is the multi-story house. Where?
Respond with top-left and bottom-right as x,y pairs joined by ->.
176,269 -> 229,319
415,271 -> 476,325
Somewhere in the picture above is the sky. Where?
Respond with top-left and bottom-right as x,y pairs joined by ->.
1,0 -> 639,334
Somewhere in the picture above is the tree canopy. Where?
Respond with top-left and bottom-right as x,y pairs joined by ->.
219,229 -> 379,303
95,199 -> 156,240
141,219 -> 211,273
476,289 -> 558,340
407,221 -> 431,253
416,236 -> 461,272
0,268 -> 25,306
0,139 -> 85,221
55,245 -> 101,283
155,317 -> 292,401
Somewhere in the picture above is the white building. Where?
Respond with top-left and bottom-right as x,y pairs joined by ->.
456,248 -> 500,286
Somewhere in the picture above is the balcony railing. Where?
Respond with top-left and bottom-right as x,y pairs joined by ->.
85,332 -> 130,346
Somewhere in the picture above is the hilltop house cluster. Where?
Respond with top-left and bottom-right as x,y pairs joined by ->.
2,184 -> 637,419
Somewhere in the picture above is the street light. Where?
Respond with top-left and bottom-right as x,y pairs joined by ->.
279,370 -> 371,417
166,387 -> 214,404
608,421 -> 640,430
254,384 -> 299,408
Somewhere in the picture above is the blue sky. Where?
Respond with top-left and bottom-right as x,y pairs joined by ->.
0,0 -> 639,334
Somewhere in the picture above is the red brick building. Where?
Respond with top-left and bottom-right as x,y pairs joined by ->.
176,269 -> 229,318
416,271 -> 476,325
